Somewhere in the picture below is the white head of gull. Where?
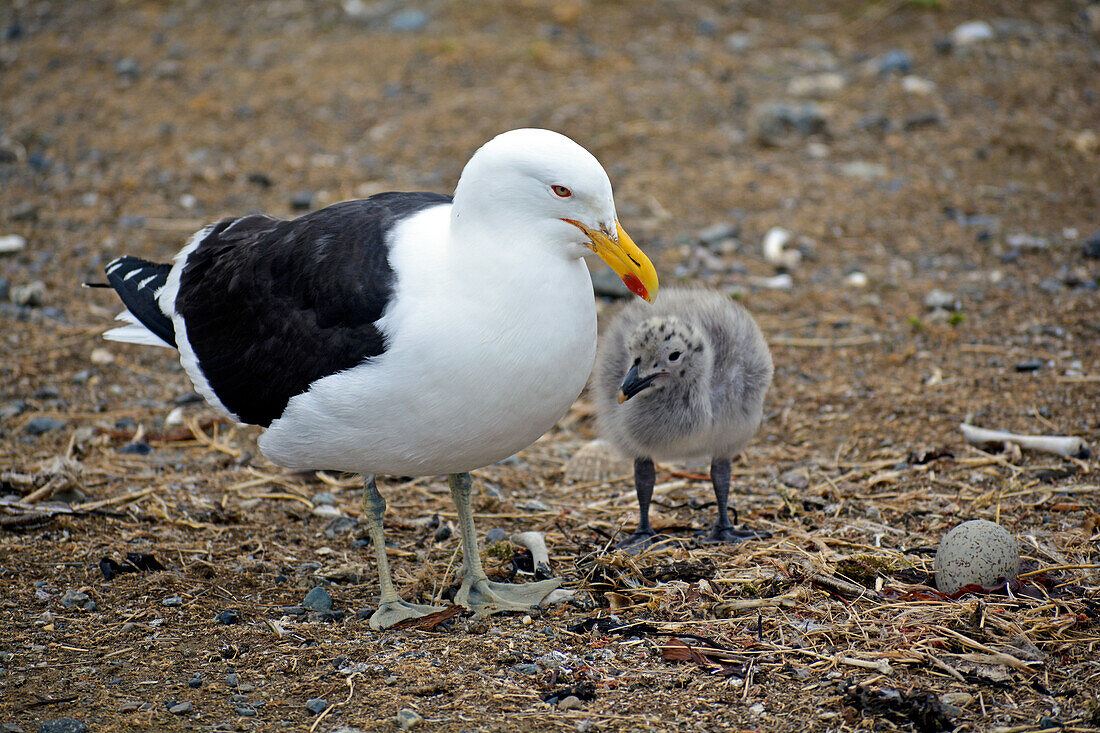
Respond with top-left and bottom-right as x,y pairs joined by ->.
594,287 -> 771,547
95,128 -> 658,628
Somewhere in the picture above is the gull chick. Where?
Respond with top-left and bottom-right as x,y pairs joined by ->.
594,287 -> 772,545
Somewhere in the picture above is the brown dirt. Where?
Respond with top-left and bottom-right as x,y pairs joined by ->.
2,1 -> 1099,731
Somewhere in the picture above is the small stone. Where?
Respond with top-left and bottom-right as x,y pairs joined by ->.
37,721 -> 87,733
762,227 -> 800,269
174,391 -> 204,405
753,102 -> 828,147
1006,233 -> 1049,250
844,271 -> 869,288
588,264 -> 632,299
312,491 -> 337,505
215,610 -> 240,625
165,406 -> 186,426
952,20 -> 994,45
779,469 -> 809,490
0,278 -> 9,301
25,417 -> 65,435
924,289 -> 958,311
168,701 -> 192,715
225,673 -> 239,687
1082,233 -> 1100,259
512,663 -> 539,675
558,695 -> 584,711
323,516 -> 359,538
9,202 -> 38,222
118,700 -> 144,712
114,58 -> 140,78
10,280 -> 46,307
903,112 -> 942,130
389,10 -> 429,33
697,222 -> 740,246
163,595 -> 183,607
312,504 -> 342,518
786,72 -> 845,98
118,441 -> 152,455
516,498 -> 551,512
838,161 -> 887,180
874,49 -> 912,75
901,75 -> 936,95
396,708 -> 423,730
235,705 -> 257,717
289,191 -> 314,211
0,234 -> 26,254
1015,358 -> 1044,373
303,586 -> 333,611
485,527 -> 509,544
187,676 -> 203,688
305,698 -> 328,715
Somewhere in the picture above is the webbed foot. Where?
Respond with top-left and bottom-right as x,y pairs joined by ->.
455,576 -> 562,615
369,599 -> 445,630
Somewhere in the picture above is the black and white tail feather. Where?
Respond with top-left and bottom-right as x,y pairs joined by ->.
102,256 -> 176,348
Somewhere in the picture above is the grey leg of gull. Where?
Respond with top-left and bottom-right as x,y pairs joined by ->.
450,472 -> 560,614
702,458 -> 770,543
616,457 -> 659,549
363,475 -> 442,630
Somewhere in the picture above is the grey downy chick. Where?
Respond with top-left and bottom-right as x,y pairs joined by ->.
594,287 -> 773,545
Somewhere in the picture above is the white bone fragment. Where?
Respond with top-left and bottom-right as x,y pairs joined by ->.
960,423 -> 1089,459
511,531 -> 551,578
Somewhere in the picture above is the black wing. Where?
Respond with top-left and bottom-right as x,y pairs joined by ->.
175,192 -> 452,427
104,256 -> 176,346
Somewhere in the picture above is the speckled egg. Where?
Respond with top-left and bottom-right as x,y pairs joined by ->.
935,519 -> 1020,594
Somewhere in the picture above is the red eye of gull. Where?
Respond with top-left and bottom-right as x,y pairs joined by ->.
551,185 -> 572,198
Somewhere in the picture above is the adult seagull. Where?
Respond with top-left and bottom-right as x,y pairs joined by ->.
95,128 -> 659,628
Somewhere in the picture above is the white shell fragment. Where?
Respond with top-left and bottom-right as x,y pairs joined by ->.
935,519 -> 1020,594
563,439 -> 632,483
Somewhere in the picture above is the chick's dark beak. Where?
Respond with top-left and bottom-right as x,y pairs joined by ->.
616,364 -> 666,403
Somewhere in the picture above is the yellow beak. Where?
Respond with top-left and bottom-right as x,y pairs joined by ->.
564,219 -> 658,303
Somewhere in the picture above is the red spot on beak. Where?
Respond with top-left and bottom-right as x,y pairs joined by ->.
622,273 -> 649,301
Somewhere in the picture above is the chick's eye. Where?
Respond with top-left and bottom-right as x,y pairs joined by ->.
551,185 -> 572,198
669,351 -> 682,362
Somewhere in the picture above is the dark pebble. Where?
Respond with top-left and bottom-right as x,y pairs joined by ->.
1015,358 -> 1044,372
303,586 -> 333,611
37,720 -> 87,733
118,441 -> 152,455
433,524 -> 452,542
0,278 -> 9,301
173,391 -> 204,405
754,101 -> 828,146
0,400 -> 27,420
903,112 -> 942,130
485,527 -> 509,544
35,386 -> 61,399
277,605 -> 307,616
234,706 -> 257,717
187,677 -> 203,688
10,202 -> 38,222
1082,233 -> 1100,259
114,416 -> 137,429
247,172 -> 273,188
289,191 -> 315,210
1039,718 -> 1060,729
168,701 -> 193,715
114,58 -> 140,78
225,673 -> 239,687
216,610 -> 240,625
305,698 -> 328,715
24,417 -> 64,435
